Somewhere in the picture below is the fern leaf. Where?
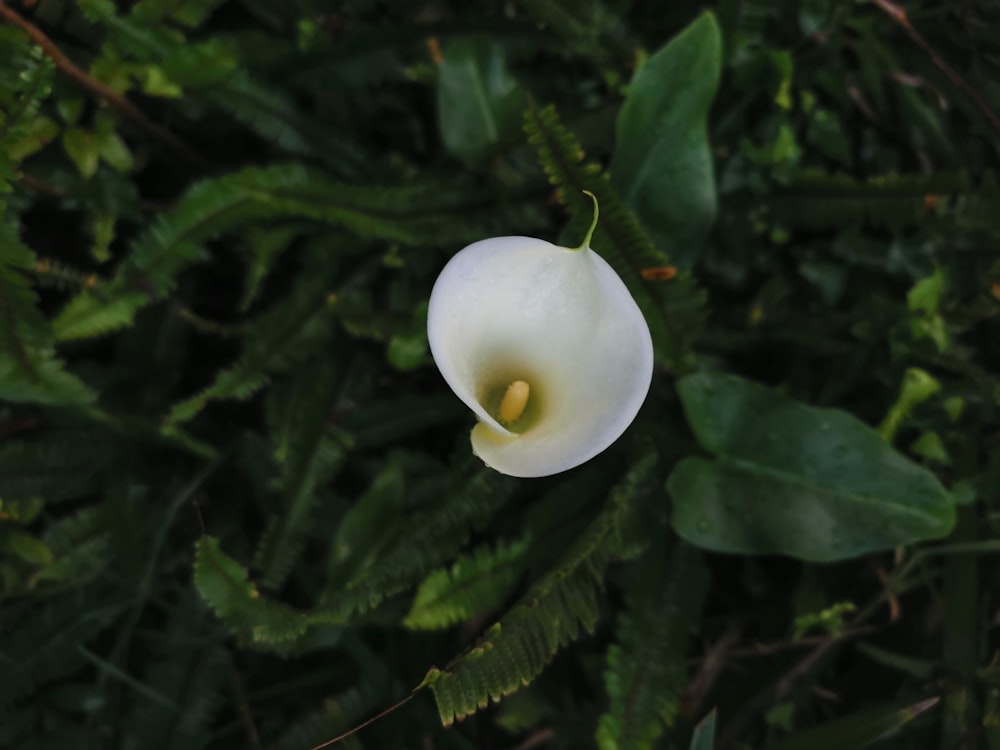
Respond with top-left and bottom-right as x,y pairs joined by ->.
524,103 -> 706,371
254,359 -> 348,589
0,232 -> 49,355
120,592 -> 230,750
0,348 -> 96,405
233,163 -> 517,246
769,169 -> 977,229
206,70 -> 368,175
517,0 -> 631,60
54,162 -> 533,344
404,538 -> 529,631
0,590 -> 129,709
420,451 -> 658,725
51,173 -> 251,342
193,536 -> 309,644
28,506 -> 113,593
319,469 -> 519,619
166,258 -> 339,426
596,540 -> 709,750
341,394 -> 466,449
0,230 -> 94,404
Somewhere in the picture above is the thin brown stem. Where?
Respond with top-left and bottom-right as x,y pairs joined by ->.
0,1 -> 209,165
307,693 -> 416,750
229,672 -> 263,750
869,0 -> 1000,134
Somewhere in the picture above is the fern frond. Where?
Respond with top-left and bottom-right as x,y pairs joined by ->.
420,451 -> 658,726
50,290 -> 148,342
120,592 -> 230,750
51,171 -> 253,342
193,536 -> 310,644
769,169 -> 976,229
596,540 -> 709,750
206,70 -> 368,175
0,348 -> 96,405
0,590 -> 129,709
254,360 -> 348,589
0,227 -> 94,404
524,103 -> 706,371
320,469 -> 519,620
0,34 -> 54,161
0,230 -> 48,353
404,538 -> 529,631
28,506 -> 113,593
341,395 -> 466,449
233,163 -> 514,247
166,259 -> 339,425
517,0 -> 630,59
52,162 -> 519,344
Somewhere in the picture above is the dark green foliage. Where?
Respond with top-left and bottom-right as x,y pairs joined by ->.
597,540 -> 709,749
404,537 -> 530,630
3,1 -> 999,748
524,102 -> 708,371
422,452 -> 658,725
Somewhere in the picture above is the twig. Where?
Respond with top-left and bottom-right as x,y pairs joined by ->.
869,0 -> 1000,134
509,728 -> 556,750
0,1 -> 209,165
229,672 -> 263,750
307,693 -> 416,750
681,624 -> 742,717
17,171 -> 67,197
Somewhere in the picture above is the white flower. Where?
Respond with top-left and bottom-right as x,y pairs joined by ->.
427,194 -> 654,477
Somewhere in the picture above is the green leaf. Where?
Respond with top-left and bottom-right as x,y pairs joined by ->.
404,539 -> 529,631
524,103 -> 707,371
610,11 -> 722,267
422,452 -> 657,726
667,373 -> 956,561
193,536 -> 309,644
4,529 -> 54,565
6,115 -> 59,161
62,128 -> 100,178
95,129 -> 134,173
907,268 -> 944,315
689,710 -> 717,750
437,39 -> 526,163
596,539 -> 709,750
768,697 -> 940,750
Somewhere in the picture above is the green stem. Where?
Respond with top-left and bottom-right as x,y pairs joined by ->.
574,190 -> 600,251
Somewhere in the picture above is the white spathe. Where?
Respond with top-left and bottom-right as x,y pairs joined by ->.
427,218 -> 654,478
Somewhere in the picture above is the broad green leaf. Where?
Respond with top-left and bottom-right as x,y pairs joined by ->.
768,697 -> 940,750
667,373 -> 955,561
689,710 -> 717,750
610,11 -> 722,267
437,39 -> 526,163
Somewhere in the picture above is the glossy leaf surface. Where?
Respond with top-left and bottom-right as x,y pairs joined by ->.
668,373 -> 955,561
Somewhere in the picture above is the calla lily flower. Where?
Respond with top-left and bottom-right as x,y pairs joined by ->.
427,194 -> 654,477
